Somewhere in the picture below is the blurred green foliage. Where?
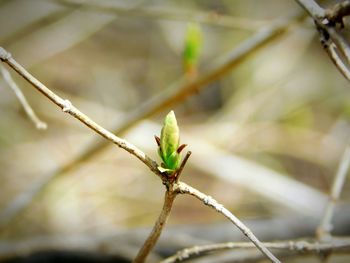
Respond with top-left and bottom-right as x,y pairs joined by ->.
183,22 -> 202,75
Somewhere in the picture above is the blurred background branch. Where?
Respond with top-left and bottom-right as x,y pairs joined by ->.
162,237 -> 350,263
296,0 -> 350,83
316,144 -> 350,240
0,65 -> 47,129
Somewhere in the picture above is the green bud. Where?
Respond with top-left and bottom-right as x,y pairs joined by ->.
158,111 -> 181,171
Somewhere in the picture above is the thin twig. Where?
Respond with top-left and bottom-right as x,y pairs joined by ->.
0,47 -> 162,180
161,237 -> 350,263
316,144 -> 350,240
0,64 -> 47,129
133,190 -> 176,263
174,182 -> 281,263
0,10 -> 304,229
324,42 -> 350,82
175,151 -> 192,182
295,0 -> 350,81
324,26 -> 350,65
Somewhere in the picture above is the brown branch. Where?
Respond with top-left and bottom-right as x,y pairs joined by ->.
0,64 -> 47,129
174,182 -> 281,263
0,9 -> 304,229
325,0 -> 350,28
175,151 -> 192,182
133,151 -> 192,262
161,237 -> 350,263
0,47 -> 162,180
295,0 -> 350,82
316,144 -> 350,240
133,190 -> 176,263
119,10 -> 304,129
133,173 -> 284,262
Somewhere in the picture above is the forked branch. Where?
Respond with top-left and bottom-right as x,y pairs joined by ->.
0,47 -> 162,180
0,47 -> 280,263
0,64 -> 47,129
174,182 -> 281,263
295,0 -> 350,83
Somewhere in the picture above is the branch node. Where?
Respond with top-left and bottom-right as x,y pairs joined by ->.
62,99 -> 73,113
321,18 -> 329,25
203,195 -> 212,205
295,240 -> 307,251
325,0 -> 350,28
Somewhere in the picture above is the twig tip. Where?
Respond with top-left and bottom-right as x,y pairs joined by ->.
36,122 -> 48,130
0,47 -> 11,61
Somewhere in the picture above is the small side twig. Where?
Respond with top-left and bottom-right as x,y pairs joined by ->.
133,190 -> 176,263
175,151 -> 192,182
0,65 -> 47,129
316,144 -> 350,240
161,237 -> 350,263
0,47 -> 162,180
323,42 -> 350,82
174,182 -> 281,263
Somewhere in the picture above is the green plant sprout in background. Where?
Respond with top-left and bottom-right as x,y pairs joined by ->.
155,111 -> 187,175
183,22 -> 202,78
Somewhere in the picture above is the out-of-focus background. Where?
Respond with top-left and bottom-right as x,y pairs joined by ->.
0,0 -> 350,262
